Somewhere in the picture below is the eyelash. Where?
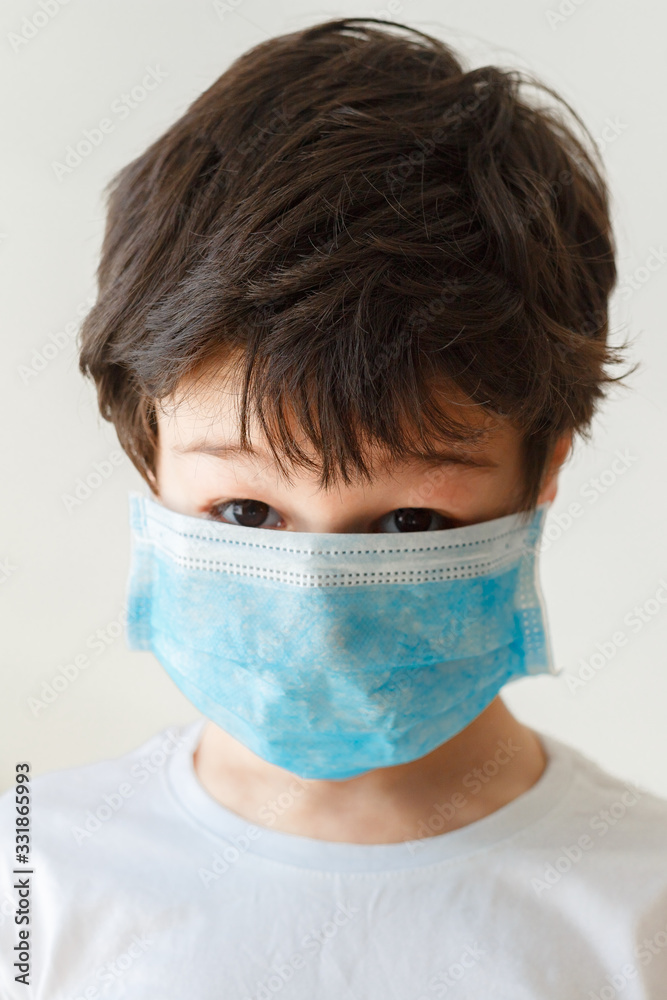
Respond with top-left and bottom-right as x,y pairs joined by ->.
203,499 -> 455,532
206,499 -> 284,529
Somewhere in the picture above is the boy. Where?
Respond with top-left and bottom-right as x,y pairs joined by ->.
2,16 -> 667,999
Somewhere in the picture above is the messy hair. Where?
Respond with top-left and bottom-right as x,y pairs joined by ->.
78,16 -> 635,518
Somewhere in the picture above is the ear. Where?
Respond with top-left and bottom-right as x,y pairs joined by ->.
536,431 -> 573,505
145,466 -> 160,499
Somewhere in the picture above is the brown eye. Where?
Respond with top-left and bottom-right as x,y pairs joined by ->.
393,508 -> 434,532
209,499 -> 282,529
379,508 -> 452,533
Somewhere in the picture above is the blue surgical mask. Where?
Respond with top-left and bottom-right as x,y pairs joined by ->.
125,491 -> 558,780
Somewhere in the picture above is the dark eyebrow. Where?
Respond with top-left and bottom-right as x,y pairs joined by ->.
417,450 -> 498,470
173,439 -> 498,470
173,440 -> 273,461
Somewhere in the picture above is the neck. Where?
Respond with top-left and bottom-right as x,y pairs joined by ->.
192,697 -> 547,845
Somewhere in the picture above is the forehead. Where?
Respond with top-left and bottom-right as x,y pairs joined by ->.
155,361 -> 516,473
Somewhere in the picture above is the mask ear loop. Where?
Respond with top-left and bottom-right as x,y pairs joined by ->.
520,502 -> 559,678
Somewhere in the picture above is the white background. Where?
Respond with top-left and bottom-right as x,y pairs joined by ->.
1,0 -> 666,796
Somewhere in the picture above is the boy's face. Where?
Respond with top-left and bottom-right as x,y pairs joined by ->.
151,370 -> 570,533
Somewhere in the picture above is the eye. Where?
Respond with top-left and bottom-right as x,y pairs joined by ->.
376,508 -> 455,533
204,500 -> 455,532
206,499 -> 283,529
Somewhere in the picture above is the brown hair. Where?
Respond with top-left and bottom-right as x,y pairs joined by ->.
78,16 -> 635,520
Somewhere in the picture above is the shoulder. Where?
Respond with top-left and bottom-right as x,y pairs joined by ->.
544,731 -> 667,839
0,720 -> 202,851
0,722 -> 204,999
532,731 -> 667,891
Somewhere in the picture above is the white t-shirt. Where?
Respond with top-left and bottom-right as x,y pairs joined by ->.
1,719 -> 667,1000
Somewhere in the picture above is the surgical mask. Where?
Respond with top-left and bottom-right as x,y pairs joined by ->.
125,491 -> 559,780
